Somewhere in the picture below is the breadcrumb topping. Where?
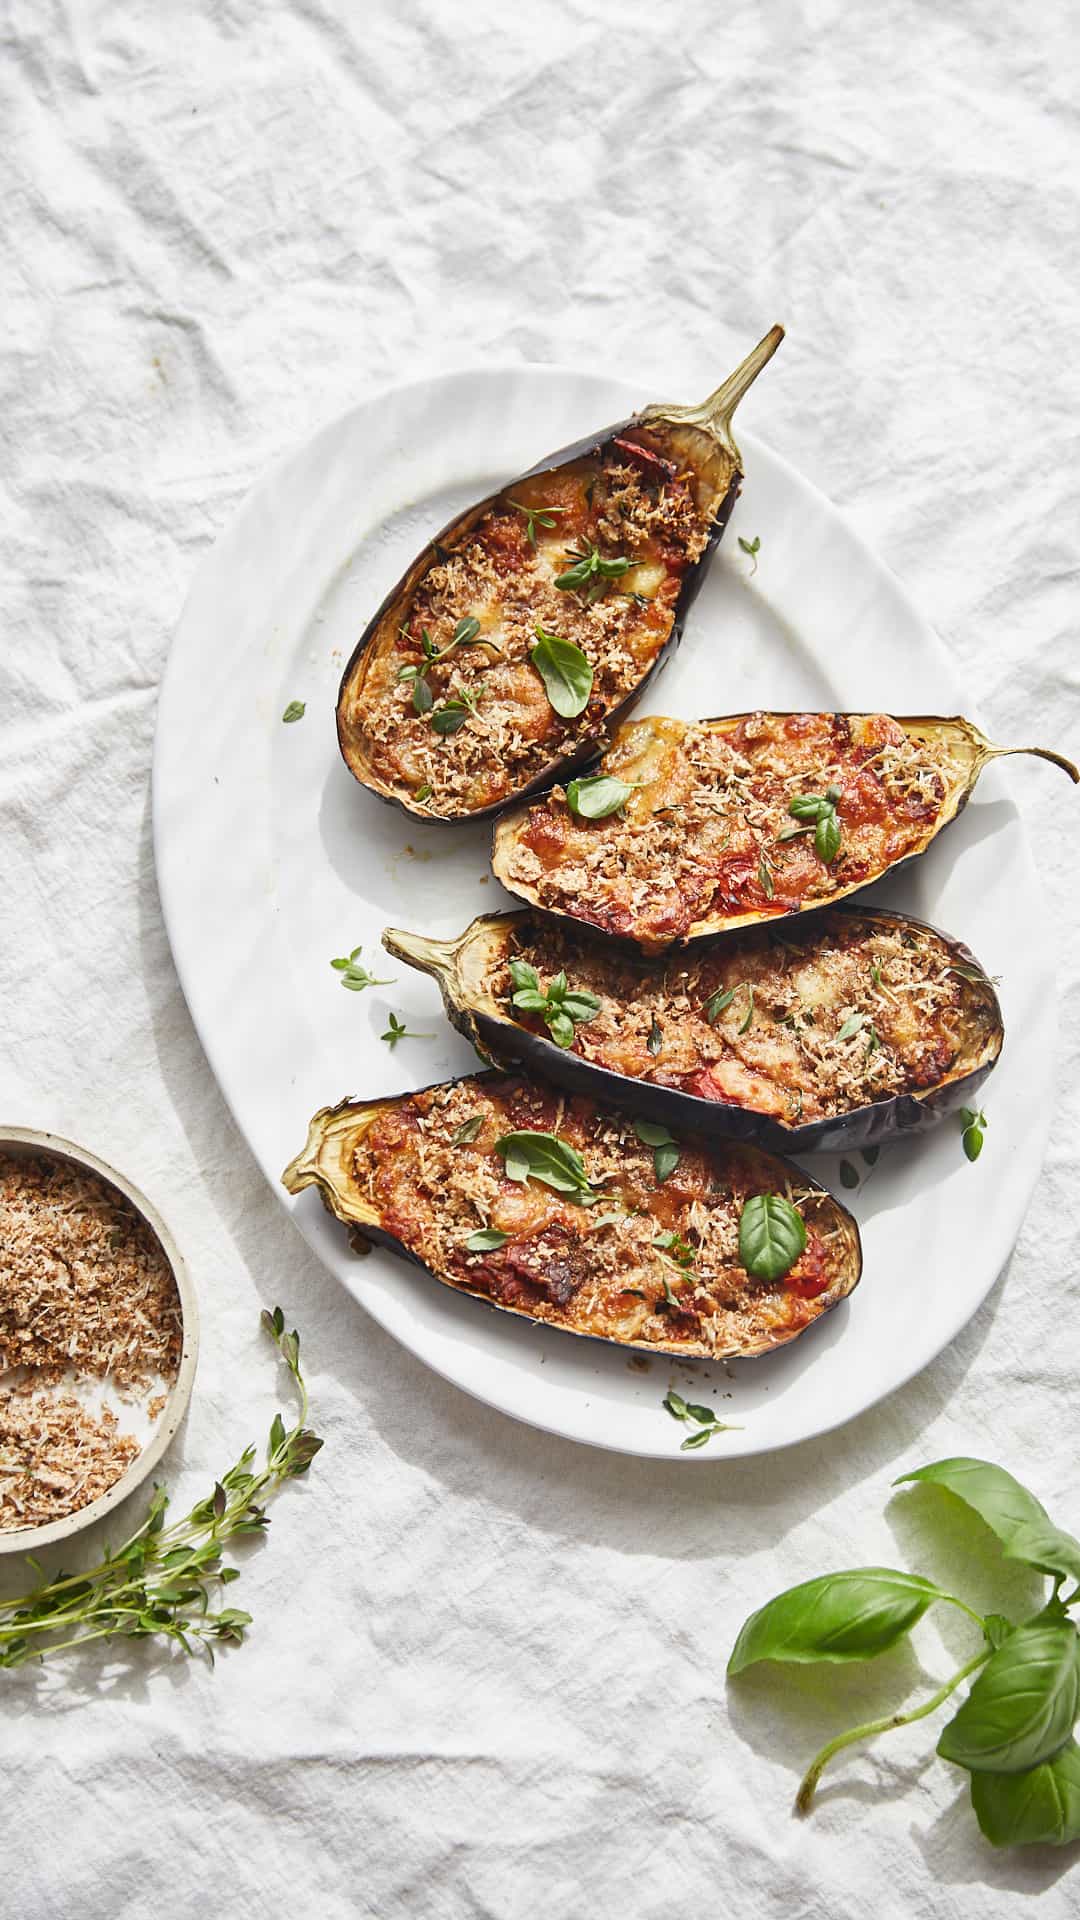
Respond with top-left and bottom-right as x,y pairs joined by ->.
502,711 -> 965,949
0,1151 -> 182,1531
346,432 -> 718,815
355,1076 -> 857,1359
488,913 -> 998,1125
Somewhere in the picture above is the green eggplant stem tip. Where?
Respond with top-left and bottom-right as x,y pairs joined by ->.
381,927 -> 453,975
987,743 -> 1079,783
645,324 -> 784,441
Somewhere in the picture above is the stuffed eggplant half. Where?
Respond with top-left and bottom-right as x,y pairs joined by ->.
282,1074 -> 861,1361
336,327 -> 783,823
493,710 -> 1078,952
383,909 -> 1003,1154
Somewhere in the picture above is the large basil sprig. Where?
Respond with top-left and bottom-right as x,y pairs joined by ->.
728,1454 -> 1080,1846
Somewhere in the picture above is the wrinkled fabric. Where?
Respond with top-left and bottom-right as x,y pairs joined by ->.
1,2 -> 1078,1914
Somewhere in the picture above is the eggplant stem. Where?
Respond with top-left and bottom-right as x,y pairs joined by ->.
382,927 -> 456,977
643,324 -> 784,447
982,744 -> 1079,783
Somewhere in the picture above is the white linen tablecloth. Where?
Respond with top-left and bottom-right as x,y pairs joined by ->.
2,2 -> 1078,1913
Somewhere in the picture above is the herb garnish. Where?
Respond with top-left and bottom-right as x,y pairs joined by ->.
381,1012 -> 431,1049
451,1114 -> 484,1145
705,985 -> 736,1024
633,1118 -> 680,1183
508,960 -> 600,1050
508,499 -> 568,547
663,1390 -> 738,1450
331,947 -> 394,993
788,786 -> 843,864
647,1016 -> 663,1057
757,853 -> 775,899
555,538 -> 634,603
738,984 -> 755,1034
653,1229 -> 695,1269
738,1193 -> 807,1281
529,626 -> 594,719
464,1227 -> 509,1252
414,782 -> 432,804
836,1011 -> 868,1042
398,617 -> 497,714
494,1130 -> 598,1203
282,700 -> 306,723
729,1454 -> 1080,1846
0,1308 -> 321,1672
737,534 -> 761,573
959,1106 -> 988,1162
565,774 -> 636,820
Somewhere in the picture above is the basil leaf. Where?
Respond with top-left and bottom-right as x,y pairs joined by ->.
282,700 -> 306,723
633,1119 -> 674,1148
836,1013 -> 867,1042
464,1228 -> 509,1252
546,1010 -> 575,1049
412,676 -> 433,715
684,1402 -> 715,1424
451,1115 -> 483,1146
728,1568 -> 944,1674
895,1459 -> 1080,1585
654,1142 -> 680,1183
738,1193 -> 807,1282
938,1622 -> 1080,1775
647,1016 -> 663,1056
494,1130 -> 593,1197
508,959 -> 540,993
757,854 -> 774,899
815,808 -> 842,863
663,1390 -> 690,1421
705,986 -> 736,1023
963,1124 -> 984,1162
565,775 -> 635,820
788,793 -> 827,821
530,629 -> 593,719
984,1614 -> 1017,1651
681,1428 -> 715,1450
511,988 -> 547,1013
452,616 -> 480,646
971,1739 -> 1080,1848
560,992 -> 601,1022
431,702 -> 469,734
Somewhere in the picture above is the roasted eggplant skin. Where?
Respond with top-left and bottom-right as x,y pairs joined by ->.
281,1072 -> 863,1362
492,711 -> 1079,951
336,327 -> 783,824
383,909 -> 1003,1155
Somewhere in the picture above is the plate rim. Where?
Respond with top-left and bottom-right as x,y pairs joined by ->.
152,358 -> 1053,1462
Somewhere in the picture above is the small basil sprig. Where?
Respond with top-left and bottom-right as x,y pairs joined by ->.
397,617 -> 496,714
738,1193 -> 806,1281
494,1130 -> 598,1204
508,960 -> 600,1050
565,774 -> 636,820
959,1106 -> 988,1162
663,1389 -> 738,1451
729,1454 -> 1080,1846
633,1118 -> 680,1183
530,627 -> 593,719
555,538 -> 633,603
508,499 -> 568,547
787,786 -> 843,864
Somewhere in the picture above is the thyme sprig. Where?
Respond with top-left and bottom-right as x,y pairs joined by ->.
555,538 -> 634,603
0,1310 -> 322,1672
508,499 -> 568,547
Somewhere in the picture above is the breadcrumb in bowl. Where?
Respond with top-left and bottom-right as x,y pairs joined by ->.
0,1127 -> 198,1554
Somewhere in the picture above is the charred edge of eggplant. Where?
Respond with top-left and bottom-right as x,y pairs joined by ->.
281,1072 -> 863,1363
407,907 -> 1003,1155
334,442 -> 743,828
